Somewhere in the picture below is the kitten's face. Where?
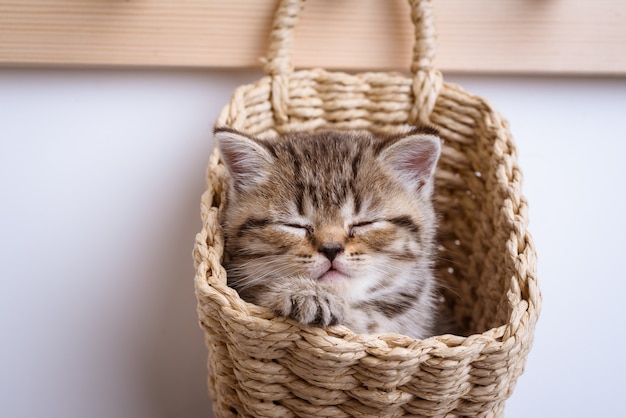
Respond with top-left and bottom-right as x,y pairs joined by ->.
217,129 -> 440,302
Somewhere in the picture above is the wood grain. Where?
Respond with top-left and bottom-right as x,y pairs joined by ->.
1,0 -> 624,75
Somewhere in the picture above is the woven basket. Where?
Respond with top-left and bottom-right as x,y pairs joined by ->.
193,0 -> 541,416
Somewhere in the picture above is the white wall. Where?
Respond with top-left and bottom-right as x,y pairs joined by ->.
1,68 -> 625,417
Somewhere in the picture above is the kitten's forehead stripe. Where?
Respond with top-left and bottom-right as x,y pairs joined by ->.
274,132 -> 371,213
353,192 -> 362,215
351,150 -> 362,178
295,181 -> 305,215
350,150 -> 363,214
288,144 -> 306,216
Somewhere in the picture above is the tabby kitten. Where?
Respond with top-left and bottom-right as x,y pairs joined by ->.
216,127 -> 442,339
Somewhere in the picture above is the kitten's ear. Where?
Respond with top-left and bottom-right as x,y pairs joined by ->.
215,128 -> 274,192
379,130 -> 442,194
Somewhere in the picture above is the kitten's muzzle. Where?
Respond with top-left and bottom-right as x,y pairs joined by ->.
319,243 -> 344,262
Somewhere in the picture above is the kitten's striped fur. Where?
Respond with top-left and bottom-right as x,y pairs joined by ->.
216,127 -> 442,338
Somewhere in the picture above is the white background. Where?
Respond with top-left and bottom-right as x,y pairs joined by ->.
1,68 -> 625,417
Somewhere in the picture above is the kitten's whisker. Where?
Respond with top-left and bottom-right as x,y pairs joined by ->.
433,254 -> 462,265
227,262 -> 302,291
437,282 -> 463,300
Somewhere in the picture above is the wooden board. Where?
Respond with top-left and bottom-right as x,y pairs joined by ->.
1,0 -> 625,75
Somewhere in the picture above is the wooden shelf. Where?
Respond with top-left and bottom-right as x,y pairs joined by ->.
1,0 -> 625,75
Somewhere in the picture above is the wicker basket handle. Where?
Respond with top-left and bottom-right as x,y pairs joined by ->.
263,0 -> 437,75
263,0 -> 441,125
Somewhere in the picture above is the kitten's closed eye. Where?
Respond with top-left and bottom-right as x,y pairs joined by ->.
276,223 -> 313,238
348,220 -> 382,237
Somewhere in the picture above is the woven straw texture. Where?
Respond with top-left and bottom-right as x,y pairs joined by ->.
193,0 -> 541,416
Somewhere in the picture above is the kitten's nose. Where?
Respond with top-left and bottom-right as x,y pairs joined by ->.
319,243 -> 344,262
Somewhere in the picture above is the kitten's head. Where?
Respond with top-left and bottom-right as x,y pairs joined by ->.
216,128 -> 441,302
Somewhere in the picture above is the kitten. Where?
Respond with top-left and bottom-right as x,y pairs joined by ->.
215,127 -> 442,339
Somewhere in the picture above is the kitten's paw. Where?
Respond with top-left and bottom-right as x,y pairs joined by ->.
287,289 -> 345,327
260,286 -> 345,327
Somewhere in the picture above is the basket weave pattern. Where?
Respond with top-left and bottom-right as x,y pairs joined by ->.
193,1 -> 540,416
